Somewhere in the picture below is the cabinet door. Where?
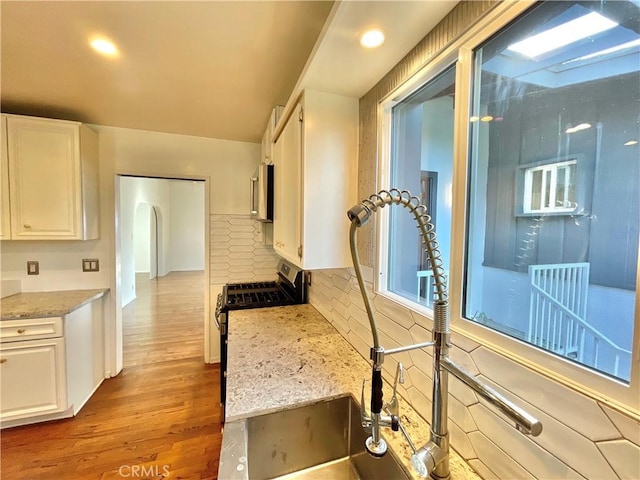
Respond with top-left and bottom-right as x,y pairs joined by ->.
0,338 -> 66,421
273,105 -> 303,265
7,117 -> 82,239
1,116 -> 10,239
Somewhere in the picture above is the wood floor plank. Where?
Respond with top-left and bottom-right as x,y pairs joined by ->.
1,271 -> 222,480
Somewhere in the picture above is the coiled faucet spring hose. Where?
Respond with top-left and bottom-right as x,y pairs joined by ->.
347,188 -> 448,350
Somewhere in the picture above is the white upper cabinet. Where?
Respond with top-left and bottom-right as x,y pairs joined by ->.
3,114 -> 99,240
261,105 -> 284,165
273,104 -> 303,263
272,90 -> 358,270
1,116 -> 10,240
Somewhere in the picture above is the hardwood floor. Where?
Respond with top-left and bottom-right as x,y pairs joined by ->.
1,271 -> 222,480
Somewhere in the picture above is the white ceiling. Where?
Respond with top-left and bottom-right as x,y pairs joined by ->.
1,1 -> 458,144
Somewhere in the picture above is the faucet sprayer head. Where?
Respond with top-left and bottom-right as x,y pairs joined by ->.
347,204 -> 372,227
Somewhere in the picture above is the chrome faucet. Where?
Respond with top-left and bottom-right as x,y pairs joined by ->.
348,189 -> 542,479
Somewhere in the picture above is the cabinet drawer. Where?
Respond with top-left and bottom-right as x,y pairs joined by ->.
0,317 -> 63,343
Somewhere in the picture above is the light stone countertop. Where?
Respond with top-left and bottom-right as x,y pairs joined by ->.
0,289 -> 108,320
225,303 -> 480,480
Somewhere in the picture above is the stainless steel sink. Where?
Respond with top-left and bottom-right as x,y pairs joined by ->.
218,395 -> 411,480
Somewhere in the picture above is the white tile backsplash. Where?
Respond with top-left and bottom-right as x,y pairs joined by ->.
407,365 -> 432,398
468,459 -> 499,480
409,309 -> 433,333
470,404 -> 585,480
408,347 -> 433,375
450,328 -> 481,352
450,393 -> 478,432
330,273 -> 351,292
449,345 -> 480,376
209,214 -> 279,285
375,311 -> 415,349
469,432 -> 536,480
373,294 -> 416,330
472,348 -> 620,442
409,322 -> 432,344
601,404 -> 640,447
450,374 -> 479,407
596,439 -> 640,480
308,266 -> 640,480
475,375 -> 618,479
407,385 -> 432,421
450,419 -> 478,460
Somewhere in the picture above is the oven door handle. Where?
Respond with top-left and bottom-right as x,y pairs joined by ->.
215,294 -> 223,330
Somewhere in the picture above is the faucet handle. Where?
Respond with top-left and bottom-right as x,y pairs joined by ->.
397,362 -> 405,384
384,362 -> 405,417
360,378 -> 372,429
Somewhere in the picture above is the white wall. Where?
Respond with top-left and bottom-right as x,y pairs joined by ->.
421,96 -> 453,273
118,175 -> 207,306
169,180 -> 205,272
134,204 -> 152,273
97,125 -> 259,214
119,176 -> 172,306
0,239 -> 110,292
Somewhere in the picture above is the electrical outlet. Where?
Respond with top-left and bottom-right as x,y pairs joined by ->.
27,261 -> 39,275
82,258 -> 100,272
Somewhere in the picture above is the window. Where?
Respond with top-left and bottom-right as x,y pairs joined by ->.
520,159 -> 577,214
384,66 -> 456,308
379,0 -> 639,407
465,1 -> 639,382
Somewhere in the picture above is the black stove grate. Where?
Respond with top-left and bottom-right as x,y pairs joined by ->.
226,289 -> 290,306
222,280 -> 296,309
226,281 -> 277,292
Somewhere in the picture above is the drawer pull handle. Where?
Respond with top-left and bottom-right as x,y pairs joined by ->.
0,359 -> 6,364
23,224 -> 31,229
17,329 -> 26,334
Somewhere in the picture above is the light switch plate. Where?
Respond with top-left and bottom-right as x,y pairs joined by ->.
82,258 -> 100,272
27,261 -> 39,275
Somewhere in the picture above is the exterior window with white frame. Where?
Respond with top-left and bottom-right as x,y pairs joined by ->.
464,0 -> 639,382
522,159 -> 576,214
384,65 -> 456,309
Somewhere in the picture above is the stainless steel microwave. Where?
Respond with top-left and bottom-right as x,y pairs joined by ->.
250,164 -> 273,222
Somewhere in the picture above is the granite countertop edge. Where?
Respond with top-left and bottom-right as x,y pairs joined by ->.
224,303 -> 480,480
1,288 -> 109,320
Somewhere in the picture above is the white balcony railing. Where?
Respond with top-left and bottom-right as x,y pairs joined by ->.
528,262 -> 631,378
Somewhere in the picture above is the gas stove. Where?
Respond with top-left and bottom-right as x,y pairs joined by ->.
219,261 -> 306,311
214,259 -> 308,421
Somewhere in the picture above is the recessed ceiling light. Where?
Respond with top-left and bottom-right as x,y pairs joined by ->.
563,38 -> 640,65
508,12 -> 618,58
480,115 -> 494,122
360,28 -> 385,49
624,140 -> 638,146
90,37 -> 119,57
566,123 -> 592,134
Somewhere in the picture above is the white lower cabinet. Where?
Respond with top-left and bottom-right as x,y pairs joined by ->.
0,337 -> 66,420
0,300 -> 104,427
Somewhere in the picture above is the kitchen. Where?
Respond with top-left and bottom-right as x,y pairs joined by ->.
1,1 -> 639,479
